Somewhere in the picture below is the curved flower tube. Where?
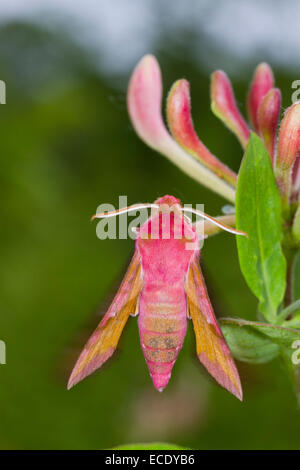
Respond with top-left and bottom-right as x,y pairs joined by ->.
166,79 -> 237,187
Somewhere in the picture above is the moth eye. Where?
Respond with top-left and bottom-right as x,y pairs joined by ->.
180,233 -> 195,242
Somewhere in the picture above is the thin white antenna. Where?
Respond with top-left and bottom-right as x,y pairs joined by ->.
91,203 -> 159,220
181,207 -> 247,237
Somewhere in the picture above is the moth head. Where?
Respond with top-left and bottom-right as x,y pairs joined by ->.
154,194 -> 181,207
154,194 -> 183,217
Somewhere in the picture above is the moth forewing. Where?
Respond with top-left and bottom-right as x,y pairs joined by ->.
185,257 -> 243,400
68,252 -> 143,389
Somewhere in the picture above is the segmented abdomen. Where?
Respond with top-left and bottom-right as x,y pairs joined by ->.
138,282 -> 187,391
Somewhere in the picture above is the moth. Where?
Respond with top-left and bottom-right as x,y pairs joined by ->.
68,195 -> 246,400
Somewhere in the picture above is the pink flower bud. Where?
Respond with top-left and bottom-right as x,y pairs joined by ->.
276,103 -> 300,171
166,79 -> 237,186
257,88 -> 281,162
127,54 -> 169,149
210,70 -> 250,149
127,55 -> 236,202
275,102 -> 300,209
247,63 -> 274,132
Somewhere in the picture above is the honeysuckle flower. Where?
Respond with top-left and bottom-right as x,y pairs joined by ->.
208,63 -> 300,221
127,55 -> 236,203
257,88 -> 281,162
210,70 -> 250,149
247,63 -> 274,132
128,55 -> 300,231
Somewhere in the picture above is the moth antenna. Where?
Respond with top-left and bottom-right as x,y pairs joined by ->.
91,203 -> 159,221
183,214 -> 192,224
181,207 -> 248,237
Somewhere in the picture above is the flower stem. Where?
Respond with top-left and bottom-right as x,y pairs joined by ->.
276,299 -> 300,324
283,248 -> 297,308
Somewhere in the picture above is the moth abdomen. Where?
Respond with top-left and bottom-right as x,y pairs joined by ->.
138,299 -> 187,391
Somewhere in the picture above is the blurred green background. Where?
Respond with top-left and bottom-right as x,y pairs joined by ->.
1,0 -> 300,450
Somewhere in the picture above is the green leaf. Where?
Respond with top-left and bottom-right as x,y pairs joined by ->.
112,442 -> 189,450
221,319 -> 279,363
236,133 -> 286,321
220,317 -> 300,364
221,317 -> 300,401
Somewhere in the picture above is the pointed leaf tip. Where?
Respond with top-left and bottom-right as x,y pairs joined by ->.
211,70 -> 250,149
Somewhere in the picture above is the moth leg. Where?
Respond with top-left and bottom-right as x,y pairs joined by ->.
130,295 -> 140,317
186,301 -> 192,319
